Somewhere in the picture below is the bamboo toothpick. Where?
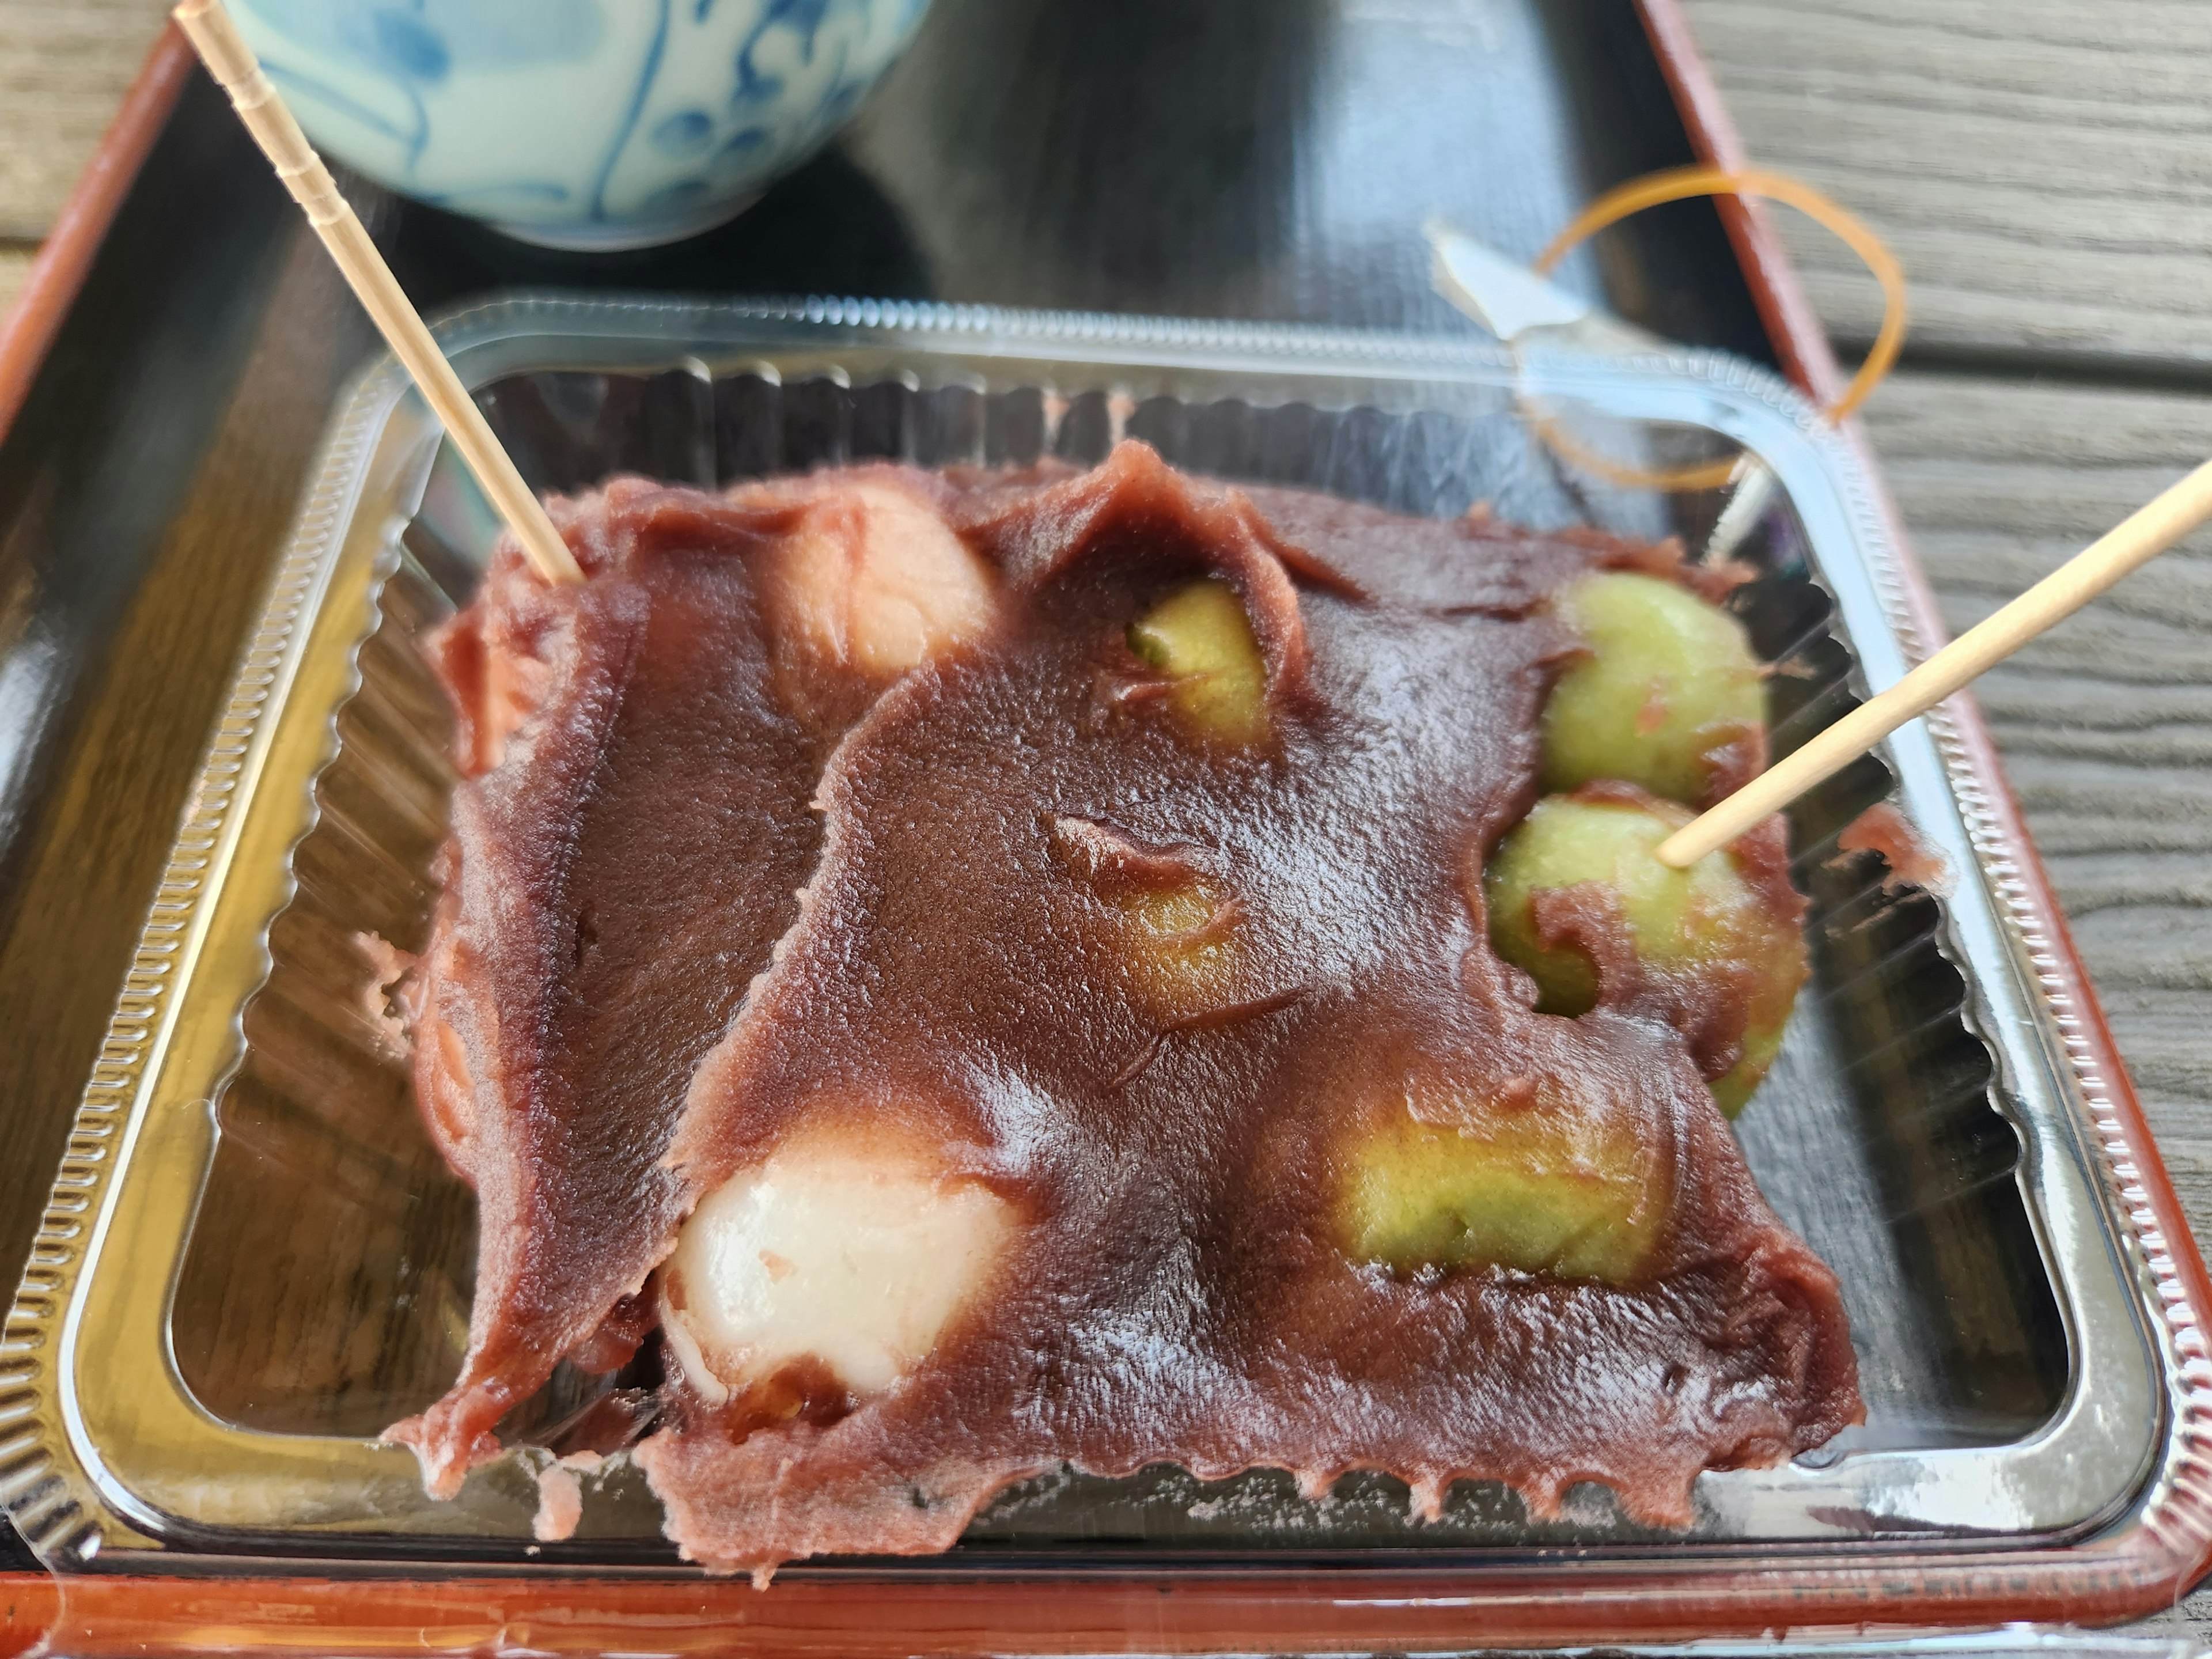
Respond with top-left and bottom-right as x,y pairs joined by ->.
171,0 -> 582,586
1660,454 -> 2212,869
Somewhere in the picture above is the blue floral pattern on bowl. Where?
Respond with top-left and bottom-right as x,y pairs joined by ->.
233,0 -> 933,249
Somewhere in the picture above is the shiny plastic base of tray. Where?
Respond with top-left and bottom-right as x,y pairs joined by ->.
4,298 -> 2206,1639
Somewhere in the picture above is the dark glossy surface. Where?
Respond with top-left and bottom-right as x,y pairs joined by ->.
0,0 -> 1770,1569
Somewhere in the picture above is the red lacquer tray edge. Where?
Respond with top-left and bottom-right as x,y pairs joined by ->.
7,12 -> 2212,1654
0,25 -> 194,449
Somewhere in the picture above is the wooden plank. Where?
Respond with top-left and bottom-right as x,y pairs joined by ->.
0,0 -> 170,240
1679,0 -> 2212,369
1860,370 -> 2212,1247
0,245 -> 29,320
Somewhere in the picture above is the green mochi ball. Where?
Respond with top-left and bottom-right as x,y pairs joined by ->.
1339,1105 -> 1664,1285
1128,579 -> 1269,744
1484,791 -> 1804,1116
1541,570 -> 1764,808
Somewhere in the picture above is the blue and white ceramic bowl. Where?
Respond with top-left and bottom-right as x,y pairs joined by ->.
233,0 -> 934,249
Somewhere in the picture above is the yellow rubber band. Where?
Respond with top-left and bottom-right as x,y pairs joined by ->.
1521,413 -> 1744,495
1537,164 -> 1908,425
1522,164 -> 1908,494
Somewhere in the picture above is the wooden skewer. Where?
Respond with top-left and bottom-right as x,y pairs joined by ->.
1660,454 -> 2212,869
171,0 -> 582,586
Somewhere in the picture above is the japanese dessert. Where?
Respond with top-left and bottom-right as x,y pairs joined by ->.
380,441 -> 1857,1580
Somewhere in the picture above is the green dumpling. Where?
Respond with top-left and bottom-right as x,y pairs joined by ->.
1484,790 -> 1805,1116
1338,1097 -> 1667,1284
1541,570 -> 1764,808
1128,579 -> 1269,744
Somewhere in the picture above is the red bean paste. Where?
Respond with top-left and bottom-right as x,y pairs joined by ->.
390,473 -> 951,1488
1836,801 -> 1951,895
394,442 -> 1859,1573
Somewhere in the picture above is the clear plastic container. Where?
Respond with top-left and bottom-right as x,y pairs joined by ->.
6,297 -> 2207,1647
